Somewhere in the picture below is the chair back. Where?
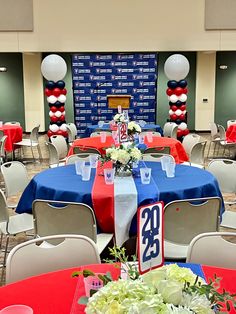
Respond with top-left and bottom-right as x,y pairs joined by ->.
67,123 -> 78,139
0,130 -> 4,140
66,125 -> 74,143
66,153 -> 99,165
208,159 -> 236,193
209,122 -> 219,139
6,234 -> 101,284
45,142 -> 60,167
227,120 -> 236,128
163,122 -> 178,138
164,197 -> 221,245
182,133 -> 201,156
73,146 -> 101,155
0,189 -> 9,223
186,232 -> 236,268
144,146 -> 171,155
189,140 -> 207,165
4,121 -> 21,126
217,124 -> 226,140
50,135 -> 68,160
32,200 -> 97,243
140,131 -> 161,138
29,125 -> 40,143
0,135 -> 7,158
1,161 -> 29,197
90,131 -> 111,137
142,153 -> 175,163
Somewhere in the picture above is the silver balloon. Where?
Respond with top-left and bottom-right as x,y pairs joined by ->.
164,54 -> 190,81
41,54 -> 67,82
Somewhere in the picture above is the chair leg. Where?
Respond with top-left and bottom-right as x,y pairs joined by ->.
37,145 -> 43,161
0,232 -> 3,249
1,235 -> 9,283
30,146 -> 35,162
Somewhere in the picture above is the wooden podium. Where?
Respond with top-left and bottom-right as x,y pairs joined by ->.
107,95 -> 131,109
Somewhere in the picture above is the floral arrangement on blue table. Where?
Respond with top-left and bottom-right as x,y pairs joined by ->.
73,247 -> 236,314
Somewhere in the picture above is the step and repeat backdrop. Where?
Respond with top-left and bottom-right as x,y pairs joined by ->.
72,53 -> 158,137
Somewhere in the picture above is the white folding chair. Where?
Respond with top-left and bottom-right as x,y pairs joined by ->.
1,161 -> 30,208
186,232 -> 236,268
14,124 -> 42,162
142,153 -> 175,163
0,189 -> 33,281
45,142 -> 65,168
6,234 -> 101,284
0,135 -> 7,165
50,135 -> 68,161
182,133 -> 201,157
32,199 -> 114,254
90,131 -> 111,137
227,120 -> 236,128
66,153 -> 99,165
182,141 -> 207,169
164,197 -> 221,260
4,121 -> 21,126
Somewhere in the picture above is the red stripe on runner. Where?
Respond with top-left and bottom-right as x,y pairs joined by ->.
202,265 -> 236,313
92,161 -> 115,233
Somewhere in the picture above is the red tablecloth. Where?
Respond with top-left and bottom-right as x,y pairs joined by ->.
68,136 -> 189,164
226,124 -> 236,142
0,264 -> 235,314
0,125 -> 23,152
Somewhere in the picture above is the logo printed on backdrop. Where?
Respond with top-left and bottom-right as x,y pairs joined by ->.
72,53 -> 158,137
138,202 -> 164,274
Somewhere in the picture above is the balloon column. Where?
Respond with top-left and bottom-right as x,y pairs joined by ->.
41,54 -> 68,139
164,54 -> 190,140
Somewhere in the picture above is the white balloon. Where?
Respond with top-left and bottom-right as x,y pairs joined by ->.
49,124 -> 59,132
62,111 -> 66,116
179,94 -> 187,102
55,111 -> 62,118
49,111 -> 54,117
60,123 -> 67,131
183,110 -> 186,115
41,54 -> 67,82
58,94 -> 66,103
169,109 -> 174,115
179,122 -> 187,130
175,109 -> 182,116
164,54 -> 190,81
47,95 -> 57,104
169,94 -> 178,103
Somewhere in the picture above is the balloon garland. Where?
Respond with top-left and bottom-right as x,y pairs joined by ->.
164,54 -> 190,140
41,54 -> 68,139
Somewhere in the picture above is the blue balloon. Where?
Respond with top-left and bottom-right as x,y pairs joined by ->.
56,80 -> 65,89
178,80 -> 187,88
175,101 -> 183,107
167,80 -> 178,89
46,81 -> 56,90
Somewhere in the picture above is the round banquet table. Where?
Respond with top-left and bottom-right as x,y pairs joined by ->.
0,263 -> 235,314
68,136 -> 189,164
83,123 -> 163,138
226,124 -> 236,142
0,125 -> 23,152
16,162 -> 224,245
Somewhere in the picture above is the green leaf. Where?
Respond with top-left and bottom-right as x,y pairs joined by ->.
82,270 -> 96,277
78,296 -> 89,305
71,271 -> 83,277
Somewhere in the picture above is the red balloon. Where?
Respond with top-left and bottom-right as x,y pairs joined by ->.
61,88 -> 67,95
52,88 -> 61,97
50,116 -> 58,123
59,115 -> 65,121
47,130 -> 53,138
180,105 -> 186,111
173,87 -> 183,96
184,129 -> 190,136
170,114 -> 177,121
166,88 -> 174,96
179,114 -> 185,121
45,88 -> 52,97
183,88 -> 188,94
58,106 -> 65,112
56,130 -> 64,136
171,105 -> 177,111
62,130 -> 68,137
50,106 -> 57,113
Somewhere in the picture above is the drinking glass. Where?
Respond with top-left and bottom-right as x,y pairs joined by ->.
100,132 -> 107,143
89,155 -> 98,168
75,160 -> 85,175
104,168 -> 115,185
165,162 -> 175,178
140,167 -> 151,184
82,165 -> 91,181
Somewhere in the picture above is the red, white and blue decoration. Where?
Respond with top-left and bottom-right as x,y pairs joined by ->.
118,122 -> 128,142
137,201 -> 164,274
164,54 -> 190,140
72,53 -> 158,137
41,54 -> 68,139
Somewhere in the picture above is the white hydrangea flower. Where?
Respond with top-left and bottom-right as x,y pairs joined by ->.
180,292 -> 215,314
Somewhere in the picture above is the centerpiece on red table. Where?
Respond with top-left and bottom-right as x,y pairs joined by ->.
101,143 -> 142,176
73,247 -> 236,314
112,112 -> 142,142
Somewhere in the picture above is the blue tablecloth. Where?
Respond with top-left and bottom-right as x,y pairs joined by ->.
83,123 -> 163,138
16,162 -> 225,235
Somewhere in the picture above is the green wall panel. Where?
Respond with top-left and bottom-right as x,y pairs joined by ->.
157,52 -> 196,130
215,52 -> 236,127
0,53 -> 25,129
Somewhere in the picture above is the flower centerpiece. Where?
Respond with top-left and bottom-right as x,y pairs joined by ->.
73,247 -> 236,314
113,113 -> 126,124
128,121 -> 142,139
101,144 -> 142,176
